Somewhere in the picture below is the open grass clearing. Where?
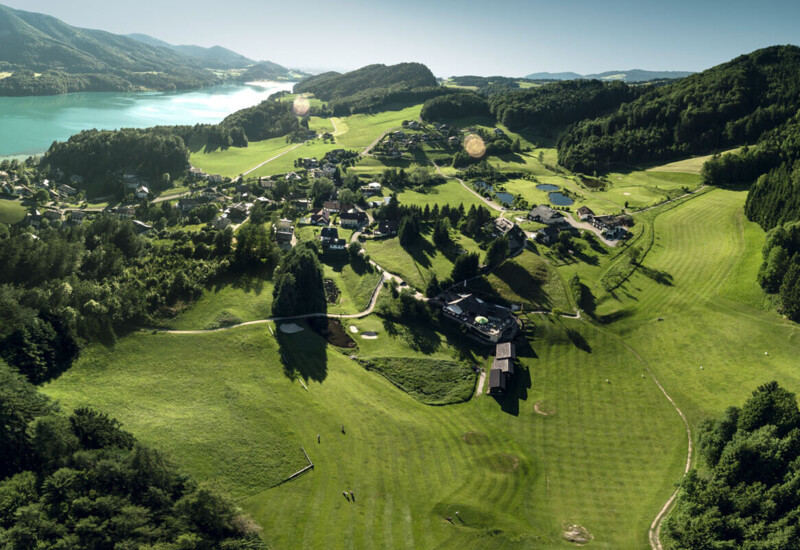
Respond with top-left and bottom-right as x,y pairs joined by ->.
0,198 -> 26,224
334,104 -> 423,150
365,228 -> 484,290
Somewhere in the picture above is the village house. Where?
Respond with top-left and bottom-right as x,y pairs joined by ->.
323,200 -> 341,213
135,186 -> 150,200
326,238 -> 347,252
536,225 -> 561,244
489,342 -> 517,395
67,210 -> 86,226
310,209 -> 330,226
178,197 -> 208,213
359,182 -> 382,196
493,217 -> 526,252
591,214 -> 631,231
227,203 -> 249,222
320,226 -> 339,245
275,219 -> 295,250
448,136 -> 461,147
439,292 -> 520,344
339,207 -> 368,229
58,184 -> 77,196
25,209 -> 42,228
259,178 -> 275,189
376,219 -> 399,237
407,120 -> 420,130
285,172 -> 302,181
212,216 -> 231,230
577,206 -> 595,221
528,204 -> 566,225
208,174 -> 224,185
188,167 -> 207,181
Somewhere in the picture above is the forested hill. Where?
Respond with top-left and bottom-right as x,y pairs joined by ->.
294,62 -> 437,100
556,45 -> 800,173
0,4 -> 220,95
489,80 -> 644,133
0,4 -> 299,96
293,62 -> 444,116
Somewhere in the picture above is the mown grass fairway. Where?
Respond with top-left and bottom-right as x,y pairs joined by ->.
590,188 -> 800,426
44,313 -> 686,549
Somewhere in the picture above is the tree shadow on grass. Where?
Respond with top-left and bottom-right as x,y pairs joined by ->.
403,237 -> 436,270
276,324 -> 328,383
565,328 -> 592,353
493,262 -> 552,309
492,366 -> 531,417
383,316 -> 441,355
639,265 -> 674,286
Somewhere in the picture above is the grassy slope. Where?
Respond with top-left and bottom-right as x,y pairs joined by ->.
595,188 -> 800,427
0,198 -> 25,224
190,136 -> 296,177
44,316 -> 686,549
365,228 -> 484,290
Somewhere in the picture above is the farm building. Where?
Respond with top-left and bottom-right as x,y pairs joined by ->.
528,205 -> 566,225
439,292 -> 520,344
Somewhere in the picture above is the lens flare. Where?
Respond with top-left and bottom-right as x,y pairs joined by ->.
292,96 -> 311,117
463,134 -> 486,158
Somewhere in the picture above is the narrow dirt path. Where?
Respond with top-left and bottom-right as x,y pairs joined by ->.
590,324 -> 692,550
430,161 -> 503,212
475,369 -> 486,396
361,127 -> 401,156
243,143 -> 305,176
158,271 -> 386,335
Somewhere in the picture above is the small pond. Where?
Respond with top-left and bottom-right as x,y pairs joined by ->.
536,184 -> 561,192
475,181 -> 514,205
549,192 -> 574,206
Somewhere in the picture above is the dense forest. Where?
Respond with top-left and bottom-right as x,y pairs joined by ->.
0,360 -> 266,548
43,129 -> 190,196
420,92 -> 491,122
490,80 -> 642,133
665,382 -> 800,549
556,46 -> 800,173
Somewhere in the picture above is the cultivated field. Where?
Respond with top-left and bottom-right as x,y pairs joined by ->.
0,198 -> 26,224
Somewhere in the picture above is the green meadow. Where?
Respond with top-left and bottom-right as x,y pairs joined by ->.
190,136 -> 296,177
0,198 -> 25,224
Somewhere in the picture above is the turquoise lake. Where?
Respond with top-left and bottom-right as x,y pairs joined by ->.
0,81 -> 294,158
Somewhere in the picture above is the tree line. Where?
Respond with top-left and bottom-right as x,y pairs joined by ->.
666,381 -> 800,549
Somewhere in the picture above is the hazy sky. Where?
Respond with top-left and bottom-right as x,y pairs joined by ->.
5,0 -> 799,76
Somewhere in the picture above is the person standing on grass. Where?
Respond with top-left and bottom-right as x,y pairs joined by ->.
317,433 -> 320,443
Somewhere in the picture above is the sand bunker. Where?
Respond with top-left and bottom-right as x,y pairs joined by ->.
349,325 -> 359,333
623,192 -> 631,196
361,331 -> 378,339
563,524 -> 593,545
279,323 -> 304,334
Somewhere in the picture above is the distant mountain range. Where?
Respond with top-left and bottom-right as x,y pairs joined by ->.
127,34 -> 254,70
0,3 -> 301,96
524,69 -> 694,82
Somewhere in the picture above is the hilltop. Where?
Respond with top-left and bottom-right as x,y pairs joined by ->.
0,4 -> 297,95
525,69 -> 693,82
